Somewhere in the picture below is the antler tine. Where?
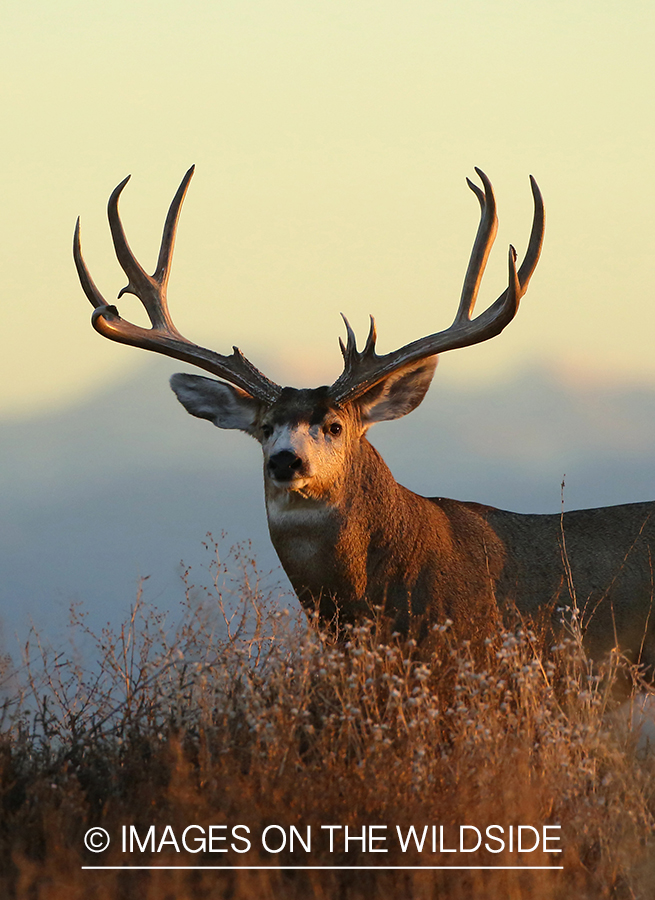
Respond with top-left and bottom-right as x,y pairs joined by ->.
154,164 -> 195,291
75,170 -> 283,405
73,218 -> 109,310
471,244 -> 521,334
338,313 -> 358,360
516,175 -> 544,290
107,176 -> 147,290
363,315 -> 377,355
454,167 -> 498,325
329,170 -> 544,404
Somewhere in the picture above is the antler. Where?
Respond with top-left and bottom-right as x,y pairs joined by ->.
329,168 -> 544,403
74,166 -> 282,404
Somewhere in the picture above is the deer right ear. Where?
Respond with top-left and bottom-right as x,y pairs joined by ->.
170,373 -> 262,435
356,356 -> 438,426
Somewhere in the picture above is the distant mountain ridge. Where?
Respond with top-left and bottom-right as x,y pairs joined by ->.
2,360 -> 655,642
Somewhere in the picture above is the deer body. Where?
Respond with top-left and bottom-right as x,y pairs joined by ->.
74,165 -> 655,670
489,502 -> 655,668
255,386 -> 655,667
268,433 -> 655,666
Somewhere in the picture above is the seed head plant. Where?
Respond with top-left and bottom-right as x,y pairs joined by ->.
0,536 -> 654,899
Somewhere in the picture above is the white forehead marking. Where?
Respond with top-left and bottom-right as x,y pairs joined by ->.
267,422 -> 322,454
268,423 -> 297,453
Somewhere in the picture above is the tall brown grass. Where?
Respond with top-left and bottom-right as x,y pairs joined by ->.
1,538 -> 654,899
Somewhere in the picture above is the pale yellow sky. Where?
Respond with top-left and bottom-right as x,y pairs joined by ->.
1,0 -> 654,418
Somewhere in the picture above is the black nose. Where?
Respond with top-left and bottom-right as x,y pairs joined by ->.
268,450 -> 304,481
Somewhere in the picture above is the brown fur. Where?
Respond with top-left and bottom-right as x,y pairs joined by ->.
268,433 -> 655,672
171,370 -> 655,672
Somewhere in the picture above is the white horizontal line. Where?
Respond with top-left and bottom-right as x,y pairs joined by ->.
82,865 -> 563,871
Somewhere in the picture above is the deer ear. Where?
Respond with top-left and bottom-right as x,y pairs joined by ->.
356,357 -> 438,426
170,373 -> 262,435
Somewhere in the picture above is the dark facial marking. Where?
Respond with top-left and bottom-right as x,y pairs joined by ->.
267,386 -> 338,429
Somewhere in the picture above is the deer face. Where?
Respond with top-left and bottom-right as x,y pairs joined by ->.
259,387 -> 355,501
170,358 -> 437,506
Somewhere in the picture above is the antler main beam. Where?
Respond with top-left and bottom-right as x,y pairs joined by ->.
329,169 -> 544,403
74,167 -> 282,404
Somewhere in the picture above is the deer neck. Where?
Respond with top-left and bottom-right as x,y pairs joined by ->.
264,438 -> 436,620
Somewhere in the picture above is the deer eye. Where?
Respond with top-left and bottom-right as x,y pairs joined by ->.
262,424 -> 273,439
328,422 -> 342,437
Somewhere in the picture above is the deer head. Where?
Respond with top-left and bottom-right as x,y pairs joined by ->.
75,166 -> 543,506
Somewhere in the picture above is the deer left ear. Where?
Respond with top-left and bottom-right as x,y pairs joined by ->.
356,356 -> 438,425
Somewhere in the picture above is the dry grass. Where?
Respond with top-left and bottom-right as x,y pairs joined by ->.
1,538 -> 654,899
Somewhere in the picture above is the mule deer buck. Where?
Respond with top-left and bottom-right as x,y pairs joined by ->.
74,167 -> 655,674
